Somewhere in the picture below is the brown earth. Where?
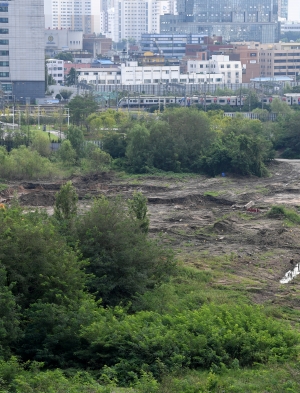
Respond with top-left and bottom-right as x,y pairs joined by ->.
2,160 -> 300,311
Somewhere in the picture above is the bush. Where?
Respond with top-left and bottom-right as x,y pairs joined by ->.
81,303 -> 299,383
267,205 -> 300,223
0,146 -> 55,180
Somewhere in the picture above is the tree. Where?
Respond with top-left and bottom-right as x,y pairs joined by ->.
55,52 -> 74,62
59,89 -> 73,100
0,208 -> 87,310
160,108 -> 216,171
66,67 -> 77,86
58,140 -> 76,166
127,191 -> 150,234
67,95 -> 98,128
76,197 -> 175,306
67,125 -> 85,158
54,181 -> 78,222
126,124 -> 152,173
270,97 -> 292,115
30,133 -> 51,157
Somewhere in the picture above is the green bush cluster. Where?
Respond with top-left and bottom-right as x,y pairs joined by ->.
267,205 -> 300,224
80,303 -> 298,384
103,108 -> 274,177
0,146 -> 55,179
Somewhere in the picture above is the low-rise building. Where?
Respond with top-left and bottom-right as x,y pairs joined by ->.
187,55 -> 242,85
46,59 -> 64,85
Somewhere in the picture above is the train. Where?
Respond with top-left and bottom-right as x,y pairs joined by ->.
117,93 -> 300,109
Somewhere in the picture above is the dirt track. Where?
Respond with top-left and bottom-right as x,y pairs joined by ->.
2,160 -> 300,309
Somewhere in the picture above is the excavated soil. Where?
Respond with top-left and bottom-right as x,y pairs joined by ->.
3,160 -> 300,309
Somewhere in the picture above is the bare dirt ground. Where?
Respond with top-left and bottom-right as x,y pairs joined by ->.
3,160 -> 300,312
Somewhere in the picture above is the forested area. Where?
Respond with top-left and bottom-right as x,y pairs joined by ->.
0,182 -> 298,392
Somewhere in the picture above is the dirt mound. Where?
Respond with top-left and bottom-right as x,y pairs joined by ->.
248,228 -> 298,248
213,218 -> 238,234
148,194 -> 203,205
20,182 -> 62,190
19,192 -> 55,206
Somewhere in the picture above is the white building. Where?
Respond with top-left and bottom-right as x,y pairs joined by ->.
44,0 -> 101,34
288,0 -> 300,22
3,0 -> 45,102
76,61 -> 225,86
77,67 -> 121,85
187,55 -> 242,85
45,30 -> 83,57
46,59 -> 65,85
106,0 -> 176,42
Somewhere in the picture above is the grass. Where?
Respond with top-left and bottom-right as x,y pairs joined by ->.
203,190 -> 222,197
160,363 -> 300,393
267,205 -> 300,224
0,183 -> 8,192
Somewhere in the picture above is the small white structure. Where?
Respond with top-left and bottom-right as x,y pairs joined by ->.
46,59 -> 65,85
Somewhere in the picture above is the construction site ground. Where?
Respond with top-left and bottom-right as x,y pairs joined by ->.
2,159 -> 300,316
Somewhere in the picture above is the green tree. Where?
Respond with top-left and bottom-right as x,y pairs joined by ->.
0,208 -> 87,310
75,197 -> 175,306
126,124 -> 152,173
127,191 -> 150,234
54,181 -> 78,222
160,108 -> 215,171
67,125 -> 85,158
270,97 -> 292,115
67,95 -> 98,128
55,52 -> 74,62
58,140 -> 76,166
66,67 -> 77,86
59,89 -> 73,100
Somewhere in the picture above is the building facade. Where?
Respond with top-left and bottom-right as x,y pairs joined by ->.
1,0 -> 45,102
187,55 -> 242,85
45,30 -> 83,57
161,0 -> 280,44
76,61 -> 225,87
44,0 -> 101,34
46,59 -> 64,85
259,42 -> 300,79
141,33 -> 206,58
104,0 -> 177,42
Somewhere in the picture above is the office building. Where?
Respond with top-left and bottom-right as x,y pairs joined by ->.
161,0 -> 280,44
141,33 -> 206,58
1,0 -> 45,102
259,42 -> 300,79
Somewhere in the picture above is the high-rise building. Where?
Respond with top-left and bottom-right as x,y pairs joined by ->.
278,0 -> 288,20
1,0 -> 45,102
161,0 -> 280,43
104,0 -> 176,42
44,0 -> 101,34
288,0 -> 300,21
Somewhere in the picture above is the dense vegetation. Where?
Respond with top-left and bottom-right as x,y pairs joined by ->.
0,182 -> 298,392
